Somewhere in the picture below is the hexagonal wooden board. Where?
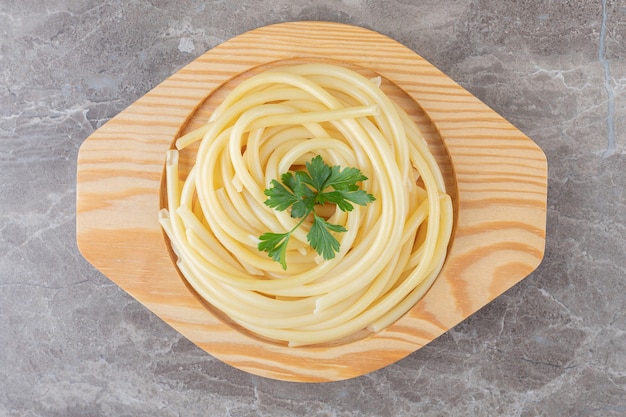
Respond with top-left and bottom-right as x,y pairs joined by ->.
76,22 -> 547,382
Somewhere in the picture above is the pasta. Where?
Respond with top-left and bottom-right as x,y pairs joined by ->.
159,63 -> 453,346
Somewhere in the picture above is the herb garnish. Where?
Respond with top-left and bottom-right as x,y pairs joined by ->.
258,155 -> 375,269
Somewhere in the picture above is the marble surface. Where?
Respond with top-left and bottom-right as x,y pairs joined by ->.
1,0 -> 625,415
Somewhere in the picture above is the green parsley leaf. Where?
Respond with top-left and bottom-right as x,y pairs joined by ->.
316,189 -> 375,211
263,178 -> 298,211
325,165 -> 369,190
258,155 -> 375,269
290,180 -> 316,218
308,214 -> 346,260
257,232 -> 291,270
302,155 -> 332,191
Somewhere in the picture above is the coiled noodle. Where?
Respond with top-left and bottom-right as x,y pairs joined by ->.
159,63 -> 453,346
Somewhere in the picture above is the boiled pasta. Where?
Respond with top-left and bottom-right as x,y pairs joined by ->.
159,63 -> 453,346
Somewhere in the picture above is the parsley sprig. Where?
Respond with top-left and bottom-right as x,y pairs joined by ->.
258,155 -> 376,269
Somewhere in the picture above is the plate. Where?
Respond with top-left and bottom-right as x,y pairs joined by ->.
76,21 -> 547,382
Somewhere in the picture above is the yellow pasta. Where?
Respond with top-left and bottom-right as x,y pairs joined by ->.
159,63 -> 453,346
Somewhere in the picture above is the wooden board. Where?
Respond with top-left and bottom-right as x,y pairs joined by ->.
76,21 -> 547,382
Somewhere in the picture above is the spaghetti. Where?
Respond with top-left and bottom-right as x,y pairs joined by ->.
159,63 -> 453,346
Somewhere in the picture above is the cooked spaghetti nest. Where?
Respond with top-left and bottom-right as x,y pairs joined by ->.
159,63 -> 453,346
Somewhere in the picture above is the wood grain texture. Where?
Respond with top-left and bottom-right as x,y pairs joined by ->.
76,22 -> 547,382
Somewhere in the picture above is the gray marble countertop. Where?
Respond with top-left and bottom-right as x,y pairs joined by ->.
2,1 -> 625,416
